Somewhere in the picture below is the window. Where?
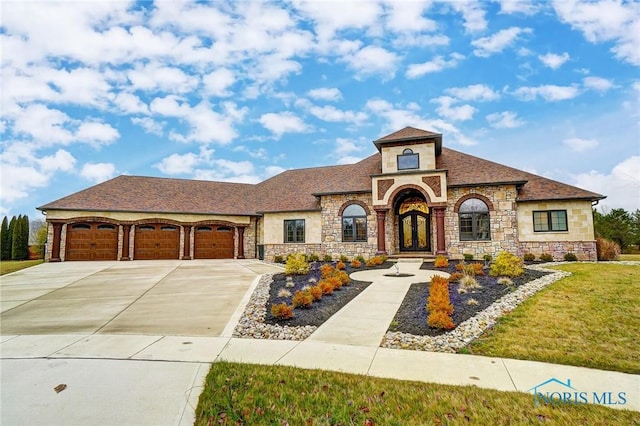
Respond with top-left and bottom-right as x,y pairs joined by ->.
161,226 -> 177,231
533,210 -> 568,232
217,226 -> 232,232
458,198 -> 490,241
97,224 -> 115,230
71,224 -> 91,230
284,219 -> 305,243
342,204 -> 367,242
138,225 -> 155,231
197,226 -> 213,232
397,148 -> 419,170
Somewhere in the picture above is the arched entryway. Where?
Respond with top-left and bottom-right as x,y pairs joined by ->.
395,191 -> 431,252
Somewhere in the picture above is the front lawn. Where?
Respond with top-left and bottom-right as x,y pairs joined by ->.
0,259 -> 43,275
194,362 -> 638,425
465,263 -> 640,374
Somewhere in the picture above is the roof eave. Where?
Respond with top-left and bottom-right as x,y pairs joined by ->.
448,180 -> 529,188
517,195 -> 607,203
311,189 -> 372,197
373,134 -> 442,155
38,207 -> 259,217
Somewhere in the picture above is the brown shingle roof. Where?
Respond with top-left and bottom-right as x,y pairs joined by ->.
38,175 -> 258,215
375,126 -> 441,142
38,131 -> 604,215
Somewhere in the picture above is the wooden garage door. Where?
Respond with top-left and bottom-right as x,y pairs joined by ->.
134,224 -> 180,260
66,223 -> 118,261
194,225 -> 234,259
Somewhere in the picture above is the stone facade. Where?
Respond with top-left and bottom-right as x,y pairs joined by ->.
444,185 -> 520,260
519,240 -> 597,261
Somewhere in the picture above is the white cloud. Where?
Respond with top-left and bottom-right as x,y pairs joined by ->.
385,1 -> 437,33
495,0 -> 539,15
38,149 -> 76,173
336,155 -> 364,165
335,137 -> 361,155
113,92 -> 149,114
308,105 -> 367,125
344,45 -> 398,80
292,0 -> 382,40
307,88 -> 342,101
472,27 -> 532,57
552,0 -> 640,65
563,137 -> 599,152
539,52 -> 571,69
486,111 -> 525,128
513,84 -> 581,101
131,117 -> 164,136
431,97 -> 477,121
572,156 -> 640,211
127,63 -> 198,94
264,165 -> 287,178
0,163 -> 50,204
447,0 -> 488,32
75,121 -> 120,145
406,53 -> 464,78
583,76 -> 614,92
202,68 -> 235,97
259,111 -> 308,137
11,104 -> 74,145
444,84 -> 500,101
155,152 -> 206,175
80,162 -> 116,183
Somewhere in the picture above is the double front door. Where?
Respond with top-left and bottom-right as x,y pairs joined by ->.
400,211 -> 430,251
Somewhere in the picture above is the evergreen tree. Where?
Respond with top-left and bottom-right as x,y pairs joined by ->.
0,216 -> 10,260
12,215 -> 29,261
7,216 -> 16,260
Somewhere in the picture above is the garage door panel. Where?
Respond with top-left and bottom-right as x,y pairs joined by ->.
66,223 -> 118,261
134,224 -> 180,260
194,226 -> 234,259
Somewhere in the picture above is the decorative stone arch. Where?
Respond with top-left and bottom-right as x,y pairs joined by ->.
131,218 -> 185,226
191,219 -> 240,228
337,200 -> 371,216
63,216 -> 122,225
385,184 -> 432,209
453,193 -> 494,213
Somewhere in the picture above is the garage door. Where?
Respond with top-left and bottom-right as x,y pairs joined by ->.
194,225 -> 234,259
134,224 -> 180,260
66,223 -> 118,261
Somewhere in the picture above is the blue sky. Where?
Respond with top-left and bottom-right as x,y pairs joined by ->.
1,0 -> 639,219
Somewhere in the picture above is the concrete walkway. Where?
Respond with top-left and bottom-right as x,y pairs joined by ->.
308,259 -> 449,346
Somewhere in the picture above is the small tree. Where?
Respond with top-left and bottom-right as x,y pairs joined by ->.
11,215 -> 29,261
7,216 -> 16,259
0,216 -> 10,261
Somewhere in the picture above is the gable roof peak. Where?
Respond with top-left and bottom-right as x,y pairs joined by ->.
374,126 -> 442,154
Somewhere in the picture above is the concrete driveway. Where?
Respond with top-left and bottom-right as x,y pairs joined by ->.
1,259 -> 282,336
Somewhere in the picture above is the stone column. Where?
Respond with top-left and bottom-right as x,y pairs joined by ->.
121,224 -> 131,260
50,222 -> 63,262
434,207 -> 447,255
182,226 -> 192,260
237,226 -> 245,259
375,209 -> 387,254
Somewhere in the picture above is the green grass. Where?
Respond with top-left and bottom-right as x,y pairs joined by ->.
466,263 -> 640,374
620,254 -> 640,261
0,259 -> 43,275
195,362 -> 639,425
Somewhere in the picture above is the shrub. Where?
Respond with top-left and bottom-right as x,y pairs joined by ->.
427,276 -> 454,330
292,290 -> 313,309
337,270 -> 350,285
271,303 -> 293,320
459,275 -> 480,289
323,254 -> 333,262
285,253 -> 310,275
273,255 -> 284,264
365,258 -> 376,267
326,276 -> 342,290
455,261 -> 465,271
277,288 -> 292,298
350,259 -> 362,268
434,255 -> 449,268
369,256 -> 384,265
319,279 -> 334,295
564,252 -> 578,262
308,253 -> 320,262
309,285 -> 323,301
470,262 -> 484,276
483,254 -> 493,262
523,253 -> 535,262
379,254 -> 388,262
448,272 -> 464,283
320,264 -> 335,278
339,254 -> 349,263
497,277 -> 513,286
539,252 -> 553,262
336,261 -> 346,270
466,298 -> 479,306
596,237 -> 620,261
463,253 -> 474,261
489,251 -> 524,277
355,255 -> 366,263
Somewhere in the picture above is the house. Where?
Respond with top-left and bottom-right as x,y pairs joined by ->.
38,127 -> 605,262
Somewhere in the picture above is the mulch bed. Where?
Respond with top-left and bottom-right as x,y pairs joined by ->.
389,263 -> 551,336
264,261 -> 393,327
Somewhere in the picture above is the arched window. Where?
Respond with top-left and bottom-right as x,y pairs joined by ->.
458,198 -> 490,241
342,204 -> 367,242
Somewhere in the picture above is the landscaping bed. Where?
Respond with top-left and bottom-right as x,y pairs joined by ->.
390,264 -> 550,337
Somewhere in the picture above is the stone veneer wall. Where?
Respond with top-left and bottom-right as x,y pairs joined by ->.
320,193 -> 379,259
519,241 -> 597,261
444,185 -> 520,260
263,243 -> 323,260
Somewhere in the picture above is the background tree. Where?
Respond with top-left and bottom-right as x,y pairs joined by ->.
11,215 -> 29,260
594,208 -> 635,250
30,218 -> 48,258
631,209 -> 640,251
7,216 -> 16,260
0,216 -> 10,260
